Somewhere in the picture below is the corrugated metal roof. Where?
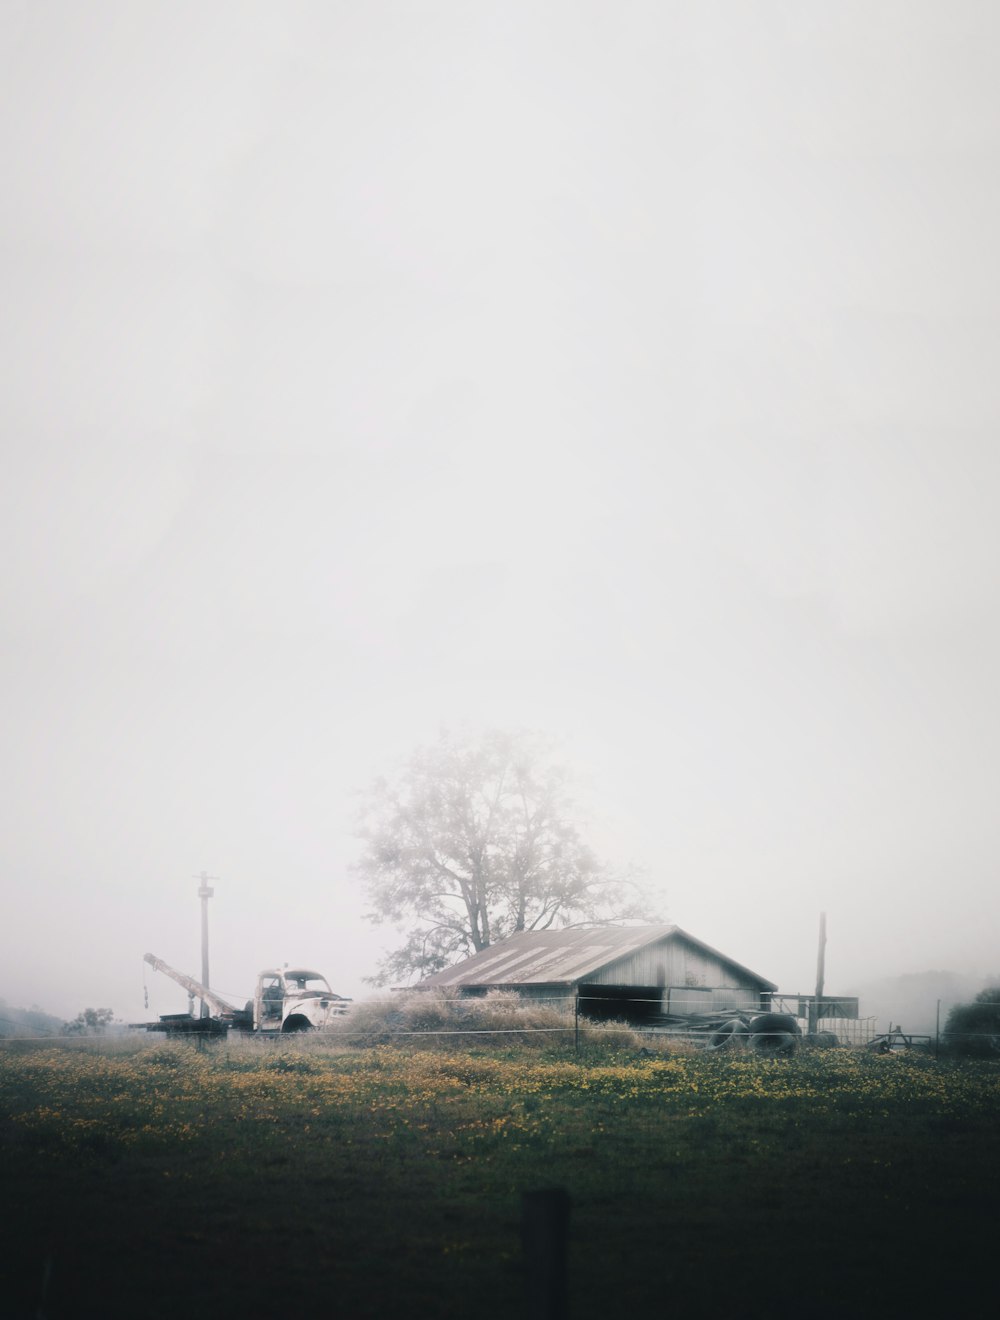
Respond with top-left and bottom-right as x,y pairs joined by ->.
418,924 -> 776,990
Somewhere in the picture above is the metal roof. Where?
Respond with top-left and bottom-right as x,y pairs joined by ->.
418,924 -> 776,991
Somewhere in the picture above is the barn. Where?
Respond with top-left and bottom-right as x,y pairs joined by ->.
418,924 -> 776,1026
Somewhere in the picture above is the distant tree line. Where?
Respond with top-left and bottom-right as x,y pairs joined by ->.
0,998 -> 65,1038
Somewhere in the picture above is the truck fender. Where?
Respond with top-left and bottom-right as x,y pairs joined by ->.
281,1014 -> 313,1033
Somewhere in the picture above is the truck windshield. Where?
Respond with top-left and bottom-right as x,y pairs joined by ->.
284,972 -> 330,994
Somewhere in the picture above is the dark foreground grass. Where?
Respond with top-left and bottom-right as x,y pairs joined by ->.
1,1037 -> 998,1320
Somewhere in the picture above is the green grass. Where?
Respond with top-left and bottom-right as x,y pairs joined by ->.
2,1037 -> 998,1319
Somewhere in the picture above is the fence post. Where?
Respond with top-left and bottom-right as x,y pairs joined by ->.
522,1187 -> 571,1320
936,998 -> 941,1058
574,991 -> 579,1054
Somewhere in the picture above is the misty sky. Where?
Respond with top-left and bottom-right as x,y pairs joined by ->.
3,1 -> 999,1023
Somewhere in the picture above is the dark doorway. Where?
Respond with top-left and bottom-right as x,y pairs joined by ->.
577,984 -> 661,1025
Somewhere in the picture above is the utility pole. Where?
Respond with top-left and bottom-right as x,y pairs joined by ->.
811,911 -> 827,1035
194,872 -> 217,1018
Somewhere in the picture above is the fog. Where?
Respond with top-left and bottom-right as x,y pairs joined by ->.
3,2 -> 999,1026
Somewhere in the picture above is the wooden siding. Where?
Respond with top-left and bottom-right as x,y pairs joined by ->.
586,938 -> 762,993
580,937 -> 767,1014
662,985 -> 766,1014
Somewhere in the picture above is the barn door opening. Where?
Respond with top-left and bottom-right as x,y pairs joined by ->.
577,985 -> 661,1025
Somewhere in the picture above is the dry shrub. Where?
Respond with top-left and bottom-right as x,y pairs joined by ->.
578,1019 -> 645,1051
326,996 -> 407,1046
330,989 -> 576,1049
658,1034 -> 701,1057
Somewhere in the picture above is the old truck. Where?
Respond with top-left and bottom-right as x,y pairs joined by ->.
142,953 -> 351,1035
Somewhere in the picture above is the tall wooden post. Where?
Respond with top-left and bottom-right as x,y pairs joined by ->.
195,872 -> 216,1018
936,998 -> 941,1058
810,911 -> 827,1035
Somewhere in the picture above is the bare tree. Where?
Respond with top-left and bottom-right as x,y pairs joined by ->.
353,728 -> 653,984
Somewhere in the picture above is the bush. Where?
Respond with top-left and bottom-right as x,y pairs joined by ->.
943,986 -> 1000,1058
63,1007 -> 115,1035
329,989 -> 590,1050
578,1018 -> 645,1052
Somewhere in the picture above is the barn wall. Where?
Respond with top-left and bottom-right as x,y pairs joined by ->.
516,983 -> 573,1007
586,936 -> 767,1012
664,985 -> 765,1014
584,938 -> 718,987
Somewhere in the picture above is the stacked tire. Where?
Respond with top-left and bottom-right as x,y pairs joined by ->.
747,1013 -> 800,1057
707,1012 -> 802,1055
707,1019 -> 750,1052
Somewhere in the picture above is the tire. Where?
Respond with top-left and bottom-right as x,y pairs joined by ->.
807,1031 -> 840,1049
281,1015 -> 313,1034
748,1013 -> 800,1058
707,1019 -> 750,1052
750,1031 -> 797,1057
748,1013 -> 801,1036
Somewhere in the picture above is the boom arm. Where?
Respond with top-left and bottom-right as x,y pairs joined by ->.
144,953 -> 236,1018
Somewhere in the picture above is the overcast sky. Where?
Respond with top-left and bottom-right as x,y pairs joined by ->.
3,1 -> 999,1023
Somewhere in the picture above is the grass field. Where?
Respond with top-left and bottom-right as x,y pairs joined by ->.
2,1036 -> 998,1319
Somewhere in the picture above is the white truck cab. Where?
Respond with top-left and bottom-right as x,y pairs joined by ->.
253,967 -> 350,1033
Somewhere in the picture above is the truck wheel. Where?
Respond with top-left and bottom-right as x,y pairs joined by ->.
281,1015 -> 313,1034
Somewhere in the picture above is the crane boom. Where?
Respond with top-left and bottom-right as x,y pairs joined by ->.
144,952 -> 236,1019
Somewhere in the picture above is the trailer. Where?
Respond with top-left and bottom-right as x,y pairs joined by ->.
141,953 -> 350,1036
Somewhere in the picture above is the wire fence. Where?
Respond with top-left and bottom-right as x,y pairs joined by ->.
5,1026 -> 1000,1057
5,991 -> 1000,1057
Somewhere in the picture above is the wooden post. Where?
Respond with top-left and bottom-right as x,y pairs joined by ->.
195,872 -> 216,1019
522,1188 -> 570,1320
810,911 -> 827,1035
936,998 -> 941,1058
574,991 -> 580,1055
